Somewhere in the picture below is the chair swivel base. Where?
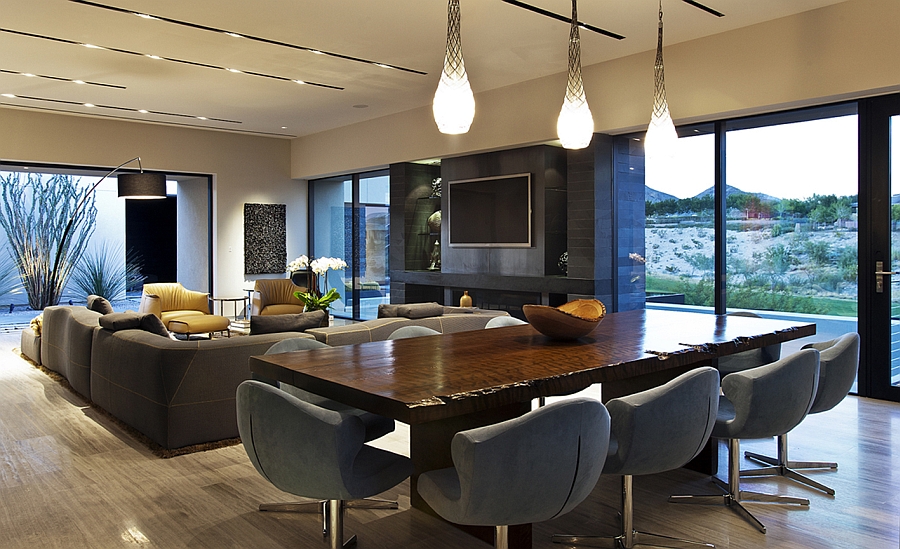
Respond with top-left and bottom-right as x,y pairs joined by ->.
741,434 -> 837,496
552,530 -> 715,548
259,497 -> 398,547
669,483 -> 809,534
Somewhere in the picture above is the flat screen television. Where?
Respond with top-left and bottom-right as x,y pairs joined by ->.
447,173 -> 532,247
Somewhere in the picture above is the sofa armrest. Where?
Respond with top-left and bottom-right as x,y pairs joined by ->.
139,293 -> 163,318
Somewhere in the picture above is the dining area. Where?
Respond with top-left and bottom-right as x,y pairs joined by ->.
240,307 -> 873,548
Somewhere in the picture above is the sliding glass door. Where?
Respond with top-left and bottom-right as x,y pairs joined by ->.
859,94 -> 900,401
309,169 -> 390,321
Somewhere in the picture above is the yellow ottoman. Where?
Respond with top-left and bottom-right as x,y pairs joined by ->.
167,315 -> 231,338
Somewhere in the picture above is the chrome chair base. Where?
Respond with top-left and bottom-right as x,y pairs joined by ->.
552,530 -> 715,548
669,439 -> 810,534
741,434 -> 836,496
553,476 -> 715,548
259,497 -> 396,544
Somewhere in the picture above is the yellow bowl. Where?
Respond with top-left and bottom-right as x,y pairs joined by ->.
523,299 -> 606,340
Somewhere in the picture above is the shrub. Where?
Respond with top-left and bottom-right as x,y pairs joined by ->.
71,241 -> 145,301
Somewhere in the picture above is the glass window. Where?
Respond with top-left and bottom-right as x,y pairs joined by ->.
644,125 -> 715,309
310,176 -> 353,318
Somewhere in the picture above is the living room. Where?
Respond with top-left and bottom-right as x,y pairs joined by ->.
1,0 -> 899,547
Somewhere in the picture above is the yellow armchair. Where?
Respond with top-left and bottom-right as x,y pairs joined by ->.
139,282 -> 211,328
252,278 -> 307,316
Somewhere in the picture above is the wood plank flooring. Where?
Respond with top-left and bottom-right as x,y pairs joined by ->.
1,331 -> 898,548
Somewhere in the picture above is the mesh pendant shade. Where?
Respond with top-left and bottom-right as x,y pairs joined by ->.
117,172 -> 166,199
433,0 -> 475,134
557,0 -> 593,150
644,1 -> 678,163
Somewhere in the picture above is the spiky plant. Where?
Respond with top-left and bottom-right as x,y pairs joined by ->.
71,241 -> 145,302
0,173 -> 97,309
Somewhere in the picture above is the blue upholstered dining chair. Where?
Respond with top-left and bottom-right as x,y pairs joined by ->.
742,332 -> 860,496
417,397 -> 610,549
256,338 -> 399,532
552,366 -> 720,549
485,316 -> 528,328
237,380 -> 413,549
670,349 -> 820,534
387,325 -> 440,339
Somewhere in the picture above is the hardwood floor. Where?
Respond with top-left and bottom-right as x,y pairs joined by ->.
1,331 -> 898,548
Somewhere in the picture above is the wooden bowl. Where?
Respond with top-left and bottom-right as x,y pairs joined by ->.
523,299 -> 606,340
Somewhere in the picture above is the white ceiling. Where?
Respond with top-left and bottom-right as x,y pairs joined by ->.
1,0 -> 849,139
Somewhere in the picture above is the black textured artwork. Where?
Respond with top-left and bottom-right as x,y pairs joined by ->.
244,203 -> 286,274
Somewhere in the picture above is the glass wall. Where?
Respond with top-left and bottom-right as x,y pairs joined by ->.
724,109 -> 858,320
310,170 -> 390,321
644,125 -> 715,307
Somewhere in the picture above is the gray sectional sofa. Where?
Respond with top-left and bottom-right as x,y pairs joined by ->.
34,304 -> 307,449
25,302 -> 509,450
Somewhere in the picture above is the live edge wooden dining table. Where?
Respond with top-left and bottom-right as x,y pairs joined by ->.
249,308 -> 816,548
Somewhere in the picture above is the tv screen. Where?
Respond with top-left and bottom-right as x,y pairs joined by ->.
448,173 -> 532,247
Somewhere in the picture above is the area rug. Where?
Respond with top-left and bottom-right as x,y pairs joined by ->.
15,348 -> 241,459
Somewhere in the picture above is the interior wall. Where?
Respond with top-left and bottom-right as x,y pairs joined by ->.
0,108 -> 305,297
291,0 -> 900,180
177,178 -> 209,292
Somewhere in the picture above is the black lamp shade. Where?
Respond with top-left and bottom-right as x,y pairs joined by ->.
117,172 -> 167,199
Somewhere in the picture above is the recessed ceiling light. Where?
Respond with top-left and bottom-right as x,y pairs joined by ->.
23,73 -> 36,77
226,68 -> 241,73
2,93 -> 16,98
353,104 -> 369,109
73,79 -> 85,84
0,28 -> 343,90
374,63 -> 391,69
138,109 -> 149,113
82,43 -> 102,49
293,80 -> 306,85
83,103 -> 95,107
197,116 -> 207,120
65,0 -> 427,76
281,126 -> 287,129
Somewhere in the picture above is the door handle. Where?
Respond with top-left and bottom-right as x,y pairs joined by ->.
876,261 -> 897,293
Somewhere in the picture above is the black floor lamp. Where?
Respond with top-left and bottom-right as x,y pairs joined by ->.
50,156 -> 166,297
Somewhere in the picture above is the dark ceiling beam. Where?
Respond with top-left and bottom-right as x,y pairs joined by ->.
499,0 -> 626,40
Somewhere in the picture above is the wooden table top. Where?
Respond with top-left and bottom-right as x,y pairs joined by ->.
249,308 -> 816,424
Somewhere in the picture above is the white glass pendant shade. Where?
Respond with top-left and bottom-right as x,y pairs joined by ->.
433,0 -> 474,134
558,95 -> 594,150
644,101 -> 678,161
557,0 -> 593,150
644,1 -> 678,162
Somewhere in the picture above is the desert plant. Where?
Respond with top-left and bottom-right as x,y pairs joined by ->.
71,241 -> 145,301
0,254 -> 22,299
0,173 -> 97,309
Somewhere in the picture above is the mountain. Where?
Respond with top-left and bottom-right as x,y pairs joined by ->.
645,186 -> 679,203
693,185 -> 780,202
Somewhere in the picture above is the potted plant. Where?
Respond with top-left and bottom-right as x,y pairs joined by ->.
291,256 -> 348,316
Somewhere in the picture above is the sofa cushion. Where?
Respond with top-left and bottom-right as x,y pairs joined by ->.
87,295 -> 115,315
140,314 -> 171,338
378,304 -> 401,318
101,312 -> 170,338
260,304 -> 307,316
100,312 -> 143,331
397,302 -> 444,319
250,310 -> 326,335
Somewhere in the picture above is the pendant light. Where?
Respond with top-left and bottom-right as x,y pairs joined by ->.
557,0 -> 594,150
644,0 -> 678,162
433,0 -> 475,134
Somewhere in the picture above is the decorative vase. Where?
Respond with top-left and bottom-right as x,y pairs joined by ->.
290,270 -> 308,287
460,290 -> 473,308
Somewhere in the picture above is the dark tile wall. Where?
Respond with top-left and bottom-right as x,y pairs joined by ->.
615,137 -> 646,312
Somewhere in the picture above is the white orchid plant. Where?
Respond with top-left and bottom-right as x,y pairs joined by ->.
287,255 -> 348,311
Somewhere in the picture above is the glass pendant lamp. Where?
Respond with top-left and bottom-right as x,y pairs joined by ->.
433,0 -> 475,134
557,0 -> 594,150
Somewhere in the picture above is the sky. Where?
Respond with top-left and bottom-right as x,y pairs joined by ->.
646,115 -> 860,200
